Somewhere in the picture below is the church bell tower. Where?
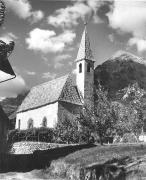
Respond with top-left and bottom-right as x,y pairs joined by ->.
75,24 -> 95,112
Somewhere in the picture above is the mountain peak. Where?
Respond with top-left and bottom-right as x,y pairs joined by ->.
110,50 -> 146,65
112,50 -> 129,58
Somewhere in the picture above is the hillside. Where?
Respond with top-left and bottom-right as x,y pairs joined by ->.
94,50 -> 146,99
0,91 -> 29,129
0,91 -> 29,116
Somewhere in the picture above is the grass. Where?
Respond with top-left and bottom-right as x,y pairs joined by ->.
48,143 -> 146,179
62,143 -> 146,166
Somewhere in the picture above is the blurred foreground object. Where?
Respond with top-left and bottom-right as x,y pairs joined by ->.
0,0 -> 16,83
0,0 -> 5,26
0,0 -> 16,153
0,40 -> 16,83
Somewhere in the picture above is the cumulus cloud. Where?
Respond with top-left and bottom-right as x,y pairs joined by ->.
47,0 -> 103,28
128,38 -> 146,52
0,74 -> 27,97
48,3 -> 91,28
0,32 -> 18,44
4,0 -> 44,23
54,54 -> 71,69
31,10 -> 44,23
107,0 -> 146,52
26,28 -> 76,53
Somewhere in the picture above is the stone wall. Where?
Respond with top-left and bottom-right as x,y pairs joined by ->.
9,141 -> 69,154
0,144 -> 96,172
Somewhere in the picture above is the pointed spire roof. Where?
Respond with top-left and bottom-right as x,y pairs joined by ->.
75,25 -> 94,62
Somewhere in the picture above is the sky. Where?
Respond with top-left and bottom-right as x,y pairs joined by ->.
1,0 -> 146,98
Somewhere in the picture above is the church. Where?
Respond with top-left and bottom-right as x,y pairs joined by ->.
15,26 -> 95,130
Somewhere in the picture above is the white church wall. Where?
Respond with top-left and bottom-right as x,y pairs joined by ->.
76,60 -> 94,112
16,102 -> 58,130
76,61 -> 85,98
139,134 -> 146,142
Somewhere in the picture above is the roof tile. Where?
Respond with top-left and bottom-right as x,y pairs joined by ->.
17,74 -> 82,113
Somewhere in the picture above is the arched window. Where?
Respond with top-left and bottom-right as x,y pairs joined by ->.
42,117 -> 47,127
27,118 -> 33,129
18,119 -> 21,130
87,63 -> 90,72
79,63 -> 82,73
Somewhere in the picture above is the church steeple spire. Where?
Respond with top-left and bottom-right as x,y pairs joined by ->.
75,23 -> 95,112
75,24 -> 94,62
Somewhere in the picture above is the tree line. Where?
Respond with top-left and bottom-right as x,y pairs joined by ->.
55,83 -> 145,145
8,82 -> 145,145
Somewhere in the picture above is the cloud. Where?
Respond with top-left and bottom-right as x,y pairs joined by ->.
72,68 -> 77,75
47,3 -> 91,28
41,56 -> 48,62
42,72 -> 56,80
0,74 -> 27,97
47,0 -> 103,28
128,38 -> 146,52
0,32 -> 18,44
25,71 -> 36,75
26,28 -> 76,53
31,10 -> 44,23
107,0 -> 146,52
54,54 -> 71,69
4,0 -> 44,23
108,34 -> 114,42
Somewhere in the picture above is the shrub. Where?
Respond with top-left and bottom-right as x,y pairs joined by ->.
113,135 -> 122,144
7,128 -> 55,143
7,129 -> 19,143
120,133 -> 138,143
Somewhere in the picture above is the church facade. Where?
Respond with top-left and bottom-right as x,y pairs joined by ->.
15,26 -> 95,130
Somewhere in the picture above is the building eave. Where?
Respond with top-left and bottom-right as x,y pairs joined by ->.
17,100 -> 58,114
75,58 -> 95,63
58,100 -> 83,106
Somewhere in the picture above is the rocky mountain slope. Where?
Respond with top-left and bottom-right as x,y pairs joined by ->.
94,50 -> 146,99
0,91 -> 29,129
0,91 -> 29,116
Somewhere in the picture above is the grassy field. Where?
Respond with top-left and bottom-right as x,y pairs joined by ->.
1,143 -> 146,179
49,143 -> 146,179
62,143 -> 146,165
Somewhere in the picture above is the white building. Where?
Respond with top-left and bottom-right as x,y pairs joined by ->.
15,26 -> 95,130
